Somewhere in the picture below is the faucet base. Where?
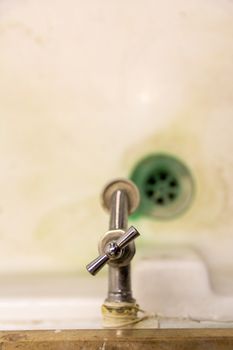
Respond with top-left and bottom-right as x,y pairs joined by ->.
101,301 -> 139,328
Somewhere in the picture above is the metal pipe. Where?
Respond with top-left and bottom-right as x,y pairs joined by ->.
106,190 -> 135,303
109,190 -> 128,231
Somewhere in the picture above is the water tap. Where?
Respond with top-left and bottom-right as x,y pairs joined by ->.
86,179 -> 141,325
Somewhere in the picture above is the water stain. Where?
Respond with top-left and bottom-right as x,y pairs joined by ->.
0,20 -> 46,46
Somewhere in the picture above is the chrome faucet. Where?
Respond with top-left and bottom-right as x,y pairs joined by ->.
86,179 -> 140,312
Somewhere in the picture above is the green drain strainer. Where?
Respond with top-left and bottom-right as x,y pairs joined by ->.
130,154 -> 194,219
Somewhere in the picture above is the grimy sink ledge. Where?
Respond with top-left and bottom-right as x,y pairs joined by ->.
0,329 -> 233,349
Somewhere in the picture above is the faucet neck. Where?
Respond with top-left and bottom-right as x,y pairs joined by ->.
107,189 -> 134,303
109,190 -> 128,230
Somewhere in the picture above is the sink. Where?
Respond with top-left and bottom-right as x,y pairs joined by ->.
0,0 -> 233,331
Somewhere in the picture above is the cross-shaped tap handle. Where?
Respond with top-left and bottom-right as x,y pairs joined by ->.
86,226 -> 140,276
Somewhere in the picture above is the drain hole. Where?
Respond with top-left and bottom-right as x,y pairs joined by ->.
168,193 -> 176,200
169,179 -> 178,187
146,190 -> 154,198
146,176 -> 156,185
156,197 -> 164,205
159,172 -> 168,180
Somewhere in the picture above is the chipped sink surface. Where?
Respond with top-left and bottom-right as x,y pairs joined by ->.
0,0 -> 233,328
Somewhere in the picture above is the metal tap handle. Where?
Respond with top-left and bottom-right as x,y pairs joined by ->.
86,226 -> 140,276
116,226 -> 140,249
86,254 -> 109,276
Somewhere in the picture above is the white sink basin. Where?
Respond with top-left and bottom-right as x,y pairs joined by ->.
0,0 -> 233,329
